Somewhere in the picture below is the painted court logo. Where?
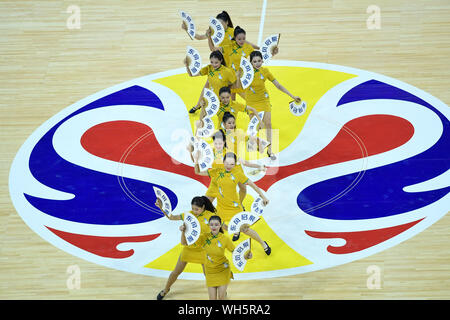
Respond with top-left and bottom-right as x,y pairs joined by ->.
9,60 -> 450,280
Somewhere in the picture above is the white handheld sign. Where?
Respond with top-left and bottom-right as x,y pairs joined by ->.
228,211 -> 260,234
209,17 -> 225,46
196,116 -> 215,138
289,100 -> 307,116
240,56 -> 254,89
180,11 -> 196,40
261,33 -> 280,62
193,138 -> 214,171
247,111 -> 264,137
232,239 -> 251,271
183,212 -> 201,246
203,88 -> 220,118
153,186 -> 172,215
251,197 -> 266,215
186,46 -> 202,76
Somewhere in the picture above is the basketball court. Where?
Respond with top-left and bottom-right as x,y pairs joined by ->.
1,0 -> 449,300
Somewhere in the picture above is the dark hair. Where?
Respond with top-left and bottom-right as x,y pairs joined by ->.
223,152 -> 237,164
250,50 -> 263,62
209,50 -> 226,67
216,11 -> 233,28
232,26 -> 246,40
222,111 -> 235,126
191,196 -> 216,213
209,215 -> 224,233
219,86 -> 231,96
212,129 -> 227,148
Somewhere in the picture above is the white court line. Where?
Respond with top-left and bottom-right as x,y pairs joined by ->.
257,0 -> 268,47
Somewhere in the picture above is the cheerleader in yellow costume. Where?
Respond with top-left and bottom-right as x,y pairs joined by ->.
185,50 -> 237,99
183,11 -> 259,51
222,111 -> 270,158
213,11 -> 260,50
193,151 -> 271,254
180,215 -> 252,300
198,86 -> 261,130
188,128 -> 264,206
156,196 -> 218,300
186,10 -> 235,114
188,12 -> 259,113
208,26 -> 259,100
241,50 -> 303,160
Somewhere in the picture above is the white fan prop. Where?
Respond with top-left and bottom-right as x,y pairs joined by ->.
240,56 -> 254,89
227,211 -> 260,234
153,186 -> 172,215
251,197 -> 266,215
203,88 -> 220,118
183,212 -> 201,246
186,46 -> 202,76
196,116 -> 215,138
192,137 -> 214,171
232,239 -> 251,271
247,111 -> 264,136
260,33 -> 280,62
289,100 -> 307,116
180,11 -> 196,40
209,17 -> 225,46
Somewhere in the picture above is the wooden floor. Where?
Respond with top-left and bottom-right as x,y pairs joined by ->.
1,0 -> 449,300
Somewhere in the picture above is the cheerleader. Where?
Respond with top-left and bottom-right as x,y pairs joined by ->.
188,129 -> 264,206
241,50 -> 303,160
208,26 -> 259,101
185,50 -> 237,110
156,196 -> 217,300
180,215 -> 252,300
181,11 -> 234,43
193,151 -> 271,253
208,26 -> 254,74
187,11 -> 258,113
222,111 -> 270,159
198,86 -> 262,129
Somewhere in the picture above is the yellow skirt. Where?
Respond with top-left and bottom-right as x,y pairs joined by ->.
217,204 -> 243,224
180,246 -> 206,264
247,99 -> 271,112
231,87 -> 245,95
205,264 -> 234,287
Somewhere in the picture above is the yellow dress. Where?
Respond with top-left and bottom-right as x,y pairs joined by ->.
223,27 -> 234,47
207,165 -> 249,222
205,147 -> 227,199
199,65 -> 237,98
244,67 -> 276,112
179,210 -> 216,264
198,232 -> 235,287
217,100 -> 248,125
221,40 -> 254,73
221,40 -> 254,96
225,128 -> 249,160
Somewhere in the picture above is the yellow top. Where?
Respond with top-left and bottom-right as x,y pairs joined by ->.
221,40 -> 254,73
222,27 -> 234,47
244,67 -> 276,105
217,100 -> 248,124
199,232 -> 235,273
212,147 -> 226,168
224,129 -> 248,159
181,210 -> 216,245
207,164 -> 248,216
199,65 -> 237,98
